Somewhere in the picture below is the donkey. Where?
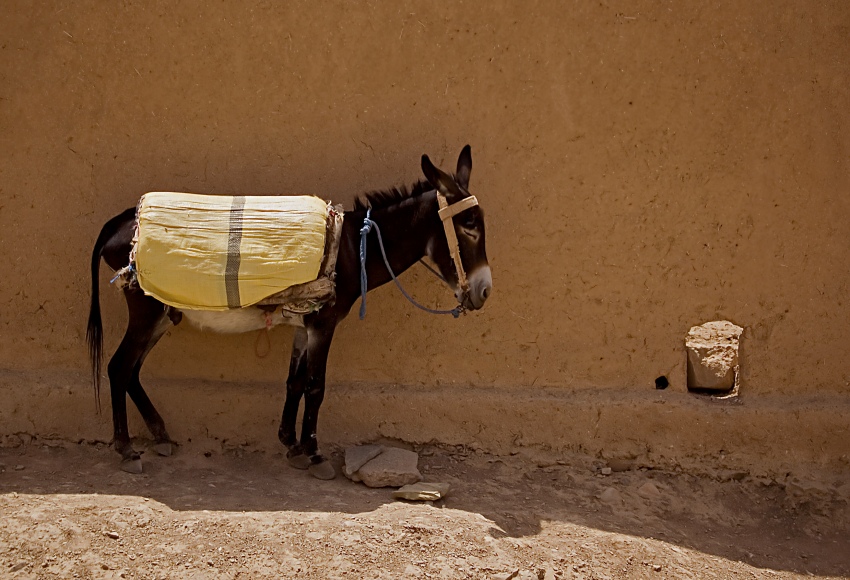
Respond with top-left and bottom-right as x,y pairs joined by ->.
87,146 -> 492,478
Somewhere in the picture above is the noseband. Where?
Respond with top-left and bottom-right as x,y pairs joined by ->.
358,191 -> 479,319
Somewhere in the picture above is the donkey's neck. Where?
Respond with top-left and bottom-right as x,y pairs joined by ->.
366,188 -> 438,277
333,187 -> 442,315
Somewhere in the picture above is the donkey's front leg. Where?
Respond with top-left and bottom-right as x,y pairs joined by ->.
300,322 -> 336,480
279,327 -> 310,467
280,320 -> 337,480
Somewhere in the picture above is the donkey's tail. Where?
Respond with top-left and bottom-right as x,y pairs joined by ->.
86,225 -> 109,414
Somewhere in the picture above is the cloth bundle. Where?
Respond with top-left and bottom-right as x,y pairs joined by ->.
133,192 -> 330,310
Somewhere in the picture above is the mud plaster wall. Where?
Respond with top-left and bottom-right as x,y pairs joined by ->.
1,2 -> 849,455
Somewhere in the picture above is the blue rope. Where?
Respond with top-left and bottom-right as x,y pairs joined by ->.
110,263 -> 134,285
358,209 -> 372,319
359,212 -> 463,320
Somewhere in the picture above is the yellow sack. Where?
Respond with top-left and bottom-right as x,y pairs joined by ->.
133,192 -> 329,311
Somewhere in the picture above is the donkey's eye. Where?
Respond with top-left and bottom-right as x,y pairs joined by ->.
460,223 -> 479,239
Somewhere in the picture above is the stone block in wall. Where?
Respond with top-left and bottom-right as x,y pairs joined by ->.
686,321 -> 743,391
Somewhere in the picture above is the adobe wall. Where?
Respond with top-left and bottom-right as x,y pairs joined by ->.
1,2 -> 848,474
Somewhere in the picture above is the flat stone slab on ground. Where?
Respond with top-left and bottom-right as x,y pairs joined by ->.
356,447 -> 422,488
343,444 -> 384,481
392,482 -> 451,501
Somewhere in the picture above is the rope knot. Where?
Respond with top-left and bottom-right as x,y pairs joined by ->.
359,208 -> 373,235
360,219 -> 373,236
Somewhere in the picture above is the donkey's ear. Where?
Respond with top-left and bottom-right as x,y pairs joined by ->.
455,144 -> 472,190
421,154 -> 457,198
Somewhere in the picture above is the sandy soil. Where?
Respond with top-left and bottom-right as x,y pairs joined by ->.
1,440 -> 848,579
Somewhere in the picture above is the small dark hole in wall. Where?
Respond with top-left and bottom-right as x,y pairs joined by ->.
655,376 -> 669,390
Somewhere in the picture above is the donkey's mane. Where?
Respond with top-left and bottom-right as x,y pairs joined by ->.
354,179 -> 432,211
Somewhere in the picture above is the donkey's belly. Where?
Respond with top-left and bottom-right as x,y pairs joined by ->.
181,308 -> 302,334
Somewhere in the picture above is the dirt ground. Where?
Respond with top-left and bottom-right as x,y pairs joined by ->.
1,440 -> 848,580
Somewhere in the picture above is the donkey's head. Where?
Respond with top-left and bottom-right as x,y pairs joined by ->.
421,145 -> 492,311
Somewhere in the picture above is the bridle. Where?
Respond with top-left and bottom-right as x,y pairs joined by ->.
358,190 -> 480,319
435,192 -> 479,302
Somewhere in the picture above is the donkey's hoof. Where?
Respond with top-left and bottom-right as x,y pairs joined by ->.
120,458 -> 143,474
308,459 -> 336,480
152,442 -> 175,457
287,453 -> 311,470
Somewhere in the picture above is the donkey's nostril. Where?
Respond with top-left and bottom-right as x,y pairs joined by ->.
481,286 -> 491,300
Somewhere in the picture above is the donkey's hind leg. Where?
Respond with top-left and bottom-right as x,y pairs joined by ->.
107,290 -> 170,473
127,311 -> 176,457
127,371 -> 174,457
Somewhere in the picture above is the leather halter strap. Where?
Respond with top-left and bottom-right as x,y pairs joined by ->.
436,193 -> 479,295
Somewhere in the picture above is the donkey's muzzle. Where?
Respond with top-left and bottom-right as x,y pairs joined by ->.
461,266 -> 493,310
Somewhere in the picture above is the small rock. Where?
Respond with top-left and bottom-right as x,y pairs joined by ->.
493,569 -> 520,580
104,531 -> 120,540
343,444 -> 384,480
357,447 -> 421,488
18,433 -> 33,446
537,567 -> 556,580
653,564 -> 662,572
393,482 -> 451,501
10,562 -> 26,572
607,459 -> 633,472
14,465 -> 24,471
638,482 -> 661,499
600,467 -> 612,475
599,487 -> 623,505
717,470 -> 748,482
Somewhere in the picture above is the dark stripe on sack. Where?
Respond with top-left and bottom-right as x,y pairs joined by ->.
225,196 -> 246,308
